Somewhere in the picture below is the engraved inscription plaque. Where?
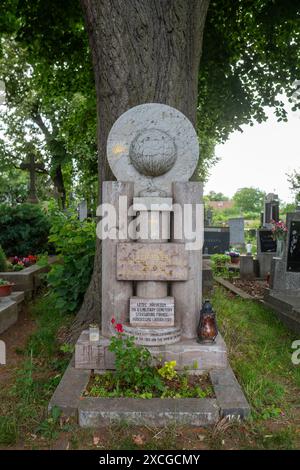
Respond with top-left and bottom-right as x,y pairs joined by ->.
117,243 -> 188,281
130,297 -> 174,326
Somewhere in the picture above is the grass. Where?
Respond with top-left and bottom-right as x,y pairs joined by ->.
0,292 -> 73,447
212,287 -> 300,421
0,286 -> 299,450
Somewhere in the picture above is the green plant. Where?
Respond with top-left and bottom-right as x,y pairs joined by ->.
36,406 -> 61,440
109,319 -> 164,392
211,254 -> 230,277
158,361 -> 178,381
0,416 -> 17,445
0,244 -> 7,271
0,278 -> 10,286
47,213 -> 95,313
0,203 -> 51,256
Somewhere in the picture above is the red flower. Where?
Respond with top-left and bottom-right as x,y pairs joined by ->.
115,323 -> 123,333
111,318 -> 116,324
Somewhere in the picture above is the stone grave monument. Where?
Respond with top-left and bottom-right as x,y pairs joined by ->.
20,153 -> 45,204
228,217 -> 245,246
263,193 -> 279,228
78,200 -> 88,221
265,209 -> 300,333
256,193 -> 279,278
203,227 -> 230,254
75,103 -> 227,371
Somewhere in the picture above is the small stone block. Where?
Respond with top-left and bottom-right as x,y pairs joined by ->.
117,243 -> 189,281
130,296 -> 174,326
75,330 -> 105,369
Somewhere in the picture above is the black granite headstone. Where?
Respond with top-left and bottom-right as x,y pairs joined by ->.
204,228 -> 230,254
287,220 -> 300,272
259,230 -> 277,253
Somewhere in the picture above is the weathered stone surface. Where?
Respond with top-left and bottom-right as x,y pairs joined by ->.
106,103 -> 199,196
136,281 -> 168,298
75,331 -> 227,372
133,197 -> 173,212
48,359 -> 90,417
101,182 -> 134,337
150,334 -> 228,371
171,182 -> 203,339
123,324 -> 181,345
264,289 -> 300,334
75,331 -> 113,370
210,367 -> 251,419
78,397 -> 219,428
228,217 -> 245,245
0,297 -> 18,334
75,330 -> 105,369
130,297 -> 174,327
240,255 -> 255,280
117,242 -> 188,281
257,252 -> 274,279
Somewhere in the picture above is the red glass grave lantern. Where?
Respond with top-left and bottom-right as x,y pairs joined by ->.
197,300 -> 218,343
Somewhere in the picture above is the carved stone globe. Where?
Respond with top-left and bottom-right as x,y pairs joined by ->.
129,128 -> 177,177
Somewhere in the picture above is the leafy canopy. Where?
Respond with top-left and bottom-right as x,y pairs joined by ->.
0,0 -> 299,181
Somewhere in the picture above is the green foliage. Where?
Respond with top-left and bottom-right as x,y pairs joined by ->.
233,187 -> 265,213
1,1 -> 299,186
158,361 -> 178,381
0,203 -> 50,256
0,244 -> 7,271
0,416 -> 17,446
211,254 -> 230,277
109,332 -> 164,393
47,213 -> 95,313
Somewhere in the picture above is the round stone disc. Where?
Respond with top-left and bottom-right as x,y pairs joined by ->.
107,103 -> 199,195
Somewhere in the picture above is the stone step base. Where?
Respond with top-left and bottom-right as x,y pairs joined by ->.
75,330 -> 228,371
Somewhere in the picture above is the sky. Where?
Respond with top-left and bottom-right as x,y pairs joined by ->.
204,99 -> 300,203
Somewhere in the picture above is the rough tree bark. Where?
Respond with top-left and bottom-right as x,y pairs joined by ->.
70,0 -> 210,341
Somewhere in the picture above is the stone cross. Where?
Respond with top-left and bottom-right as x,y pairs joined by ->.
20,153 -> 45,204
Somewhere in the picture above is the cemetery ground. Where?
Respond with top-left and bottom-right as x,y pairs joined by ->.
0,286 -> 299,450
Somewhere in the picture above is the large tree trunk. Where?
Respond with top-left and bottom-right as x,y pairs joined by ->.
70,0 -> 210,341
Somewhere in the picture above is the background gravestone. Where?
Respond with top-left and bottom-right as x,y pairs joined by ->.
228,217 -> 245,246
78,200 -> 88,221
264,210 -> 300,333
203,227 -> 230,254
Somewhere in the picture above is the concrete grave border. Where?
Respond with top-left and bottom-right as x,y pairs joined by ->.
49,359 -> 250,427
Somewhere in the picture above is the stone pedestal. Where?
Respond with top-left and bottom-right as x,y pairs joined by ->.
75,330 -> 228,372
171,182 -> 203,339
101,182 -> 134,337
240,255 -> 255,280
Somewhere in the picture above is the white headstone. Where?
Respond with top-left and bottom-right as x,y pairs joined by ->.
78,200 -> 88,221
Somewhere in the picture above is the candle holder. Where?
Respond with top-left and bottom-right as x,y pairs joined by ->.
89,323 -> 100,342
197,300 -> 218,343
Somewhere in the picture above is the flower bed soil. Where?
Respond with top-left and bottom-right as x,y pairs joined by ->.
84,371 -> 215,400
